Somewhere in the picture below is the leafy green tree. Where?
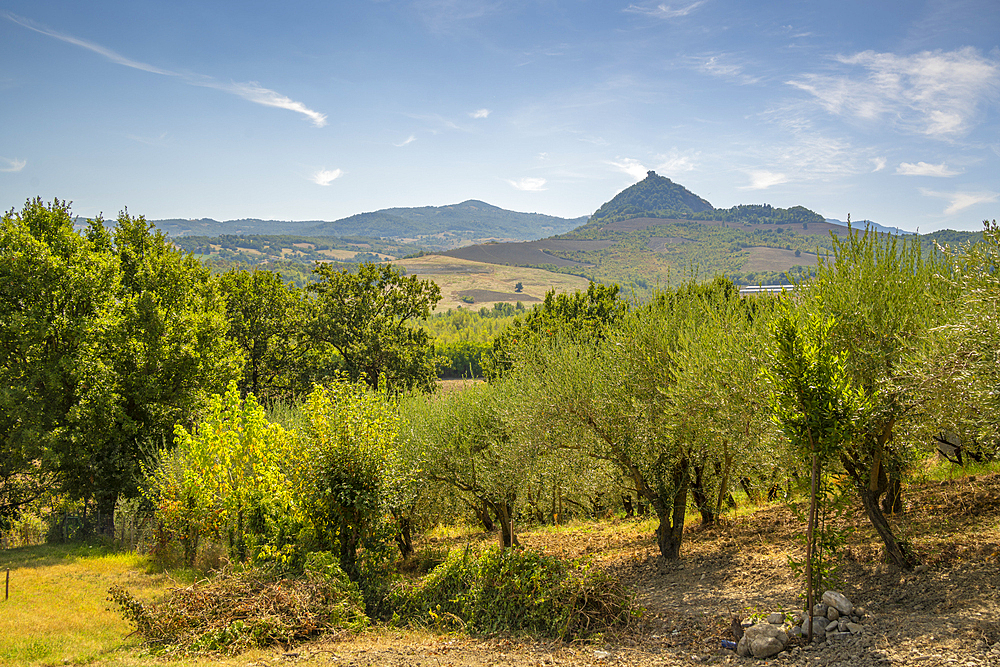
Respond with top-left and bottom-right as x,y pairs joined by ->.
769,311 -> 864,629
0,198 -> 117,529
218,268 -> 304,402
84,211 -> 242,524
486,283 -> 626,378
145,383 -> 297,566
400,377 -> 538,548
909,220 -> 1000,457
308,263 -> 442,392
0,199 -> 242,532
291,380 -> 405,601
669,288 -> 779,525
803,224 -> 951,569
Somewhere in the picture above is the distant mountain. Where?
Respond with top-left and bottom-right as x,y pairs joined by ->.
150,201 -> 586,250
824,218 -> 914,236
591,171 -> 714,223
148,218 -> 325,237
577,171 -> 824,233
311,200 -> 586,241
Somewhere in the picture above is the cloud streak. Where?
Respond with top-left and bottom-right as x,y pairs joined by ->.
695,55 -> 761,85
395,135 -> 417,147
470,108 -> 490,119
624,1 -> 705,19
0,156 -> 26,172
740,170 -> 789,190
3,11 -> 327,127
609,158 -> 648,181
921,188 -> 998,215
507,177 -> 547,191
311,169 -> 343,186
787,47 -> 1000,139
896,161 -> 962,177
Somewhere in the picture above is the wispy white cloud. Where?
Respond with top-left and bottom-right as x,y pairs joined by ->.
412,0 -> 502,35
787,47 -> 1000,139
202,81 -> 327,127
896,161 -> 962,177
609,158 -> 648,181
507,177 -> 547,191
469,108 -> 490,119
740,170 -> 789,190
654,150 -> 698,176
394,135 -> 417,147
871,157 -> 887,172
126,131 -> 169,146
695,55 -> 761,85
3,11 -> 176,76
921,188 -> 998,215
0,156 -> 26,172
624,1 -> 705,19
3,11 -> 327,127
311,169 -> 343,186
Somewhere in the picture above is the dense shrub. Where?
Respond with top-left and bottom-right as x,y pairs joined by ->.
388,547 -> 640,638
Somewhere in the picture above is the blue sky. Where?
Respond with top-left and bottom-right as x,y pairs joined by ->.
1,1 -> 998,232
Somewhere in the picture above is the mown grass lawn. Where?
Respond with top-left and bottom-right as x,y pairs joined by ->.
0,543 -> 189,666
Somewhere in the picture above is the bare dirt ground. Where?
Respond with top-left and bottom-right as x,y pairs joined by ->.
239,474 -> 1000,667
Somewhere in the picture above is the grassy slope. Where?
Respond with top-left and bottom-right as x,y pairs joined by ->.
395,255 -> 592,311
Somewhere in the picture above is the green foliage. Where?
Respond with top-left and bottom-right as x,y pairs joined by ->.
769,312 -> 862,461
308,262 -> 442,392
800,222 -> 953,569
293,380 -> 406,600
911,221 -> 1000,453
144,383 -> 297,566
388,547 -> 639,638
218,268 -> 305,402
486,283 -> 627,377
400,378 -> 535,547
0,198 -> 241,531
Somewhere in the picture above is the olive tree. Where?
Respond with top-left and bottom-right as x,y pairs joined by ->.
400,377 -> 540,548
802,224 -> 951,569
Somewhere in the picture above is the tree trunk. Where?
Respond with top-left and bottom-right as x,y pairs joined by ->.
881,475 -> 903,515
653,458 -> 689,560
490,499 -> 519,549
690,463 -> 716,525
842,454 -> 918,570
472,499 -> 495,532
394,515 -> 414,559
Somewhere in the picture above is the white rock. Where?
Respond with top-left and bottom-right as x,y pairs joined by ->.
822,590 -> 854,616
767,612 -> 785,624
745,622 -> 789,658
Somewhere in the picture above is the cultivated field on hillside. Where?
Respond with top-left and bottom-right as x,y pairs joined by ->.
741,247 -> 821,272
439,239 -> 615,269
395,255 -> 592,310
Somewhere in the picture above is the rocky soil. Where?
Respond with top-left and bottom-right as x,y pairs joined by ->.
248,473 -> 1000,667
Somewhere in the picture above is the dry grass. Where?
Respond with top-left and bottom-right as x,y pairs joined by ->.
394,255 -> 591,310
741,246 -> 819,272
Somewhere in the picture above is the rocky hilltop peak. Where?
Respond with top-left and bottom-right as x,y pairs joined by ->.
591,171 -> 715,223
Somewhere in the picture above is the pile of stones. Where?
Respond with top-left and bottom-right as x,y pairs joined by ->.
734,590 -> 868,659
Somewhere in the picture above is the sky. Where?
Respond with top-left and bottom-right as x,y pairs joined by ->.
1,1 -> 998,233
